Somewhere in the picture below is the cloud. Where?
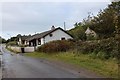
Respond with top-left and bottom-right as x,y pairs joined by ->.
0,0 -> 111,2
1,2 -> 110,39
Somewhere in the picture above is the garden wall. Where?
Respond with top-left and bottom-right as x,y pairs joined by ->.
8,46 -> 35,53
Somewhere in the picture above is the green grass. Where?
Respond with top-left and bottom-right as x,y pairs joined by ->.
6,47 -> 14,52
25,51 -> 118,78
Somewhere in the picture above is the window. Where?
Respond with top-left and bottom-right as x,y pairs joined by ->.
38,39 -> 41,45
49,34 -> 53,37
61,37 -> 65,40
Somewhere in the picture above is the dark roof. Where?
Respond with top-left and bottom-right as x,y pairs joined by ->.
18,35 -> 31,41
21,36 -> 29,40
27,27 -> 73,41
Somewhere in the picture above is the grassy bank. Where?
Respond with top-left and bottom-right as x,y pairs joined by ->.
6,47 -> 15,53
6,47 -> 19,53
25,51 -> 118,78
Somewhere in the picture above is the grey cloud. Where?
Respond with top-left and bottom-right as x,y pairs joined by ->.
1,2 -> 110,39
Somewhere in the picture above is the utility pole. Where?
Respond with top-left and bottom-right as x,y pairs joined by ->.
64,22 -> 66,30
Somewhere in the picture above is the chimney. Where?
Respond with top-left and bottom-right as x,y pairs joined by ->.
51,25 -> 55,30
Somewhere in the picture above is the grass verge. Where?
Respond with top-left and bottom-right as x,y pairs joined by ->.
6,47 -> 19,53
25,51 -> 118,78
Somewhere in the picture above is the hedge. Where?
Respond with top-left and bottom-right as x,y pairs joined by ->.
37,40 -> 75,53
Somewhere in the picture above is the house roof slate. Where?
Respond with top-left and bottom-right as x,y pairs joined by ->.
21,36 -> 29,40
18,35 -> 31,41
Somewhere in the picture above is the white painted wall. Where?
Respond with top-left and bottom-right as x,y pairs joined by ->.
8,46 -> 35,53
43,29 -> 73,44
18,38 -> 22,45
85,27 -> 97,37
24,47 -> 35,52
41,38 -> 44,45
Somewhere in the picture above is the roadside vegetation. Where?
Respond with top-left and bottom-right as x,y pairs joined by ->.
0,36 -> 6,44
6,47 -> 18,53
36,40 -> 75,53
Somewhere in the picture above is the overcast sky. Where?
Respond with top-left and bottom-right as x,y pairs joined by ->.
0,0 -> 111,39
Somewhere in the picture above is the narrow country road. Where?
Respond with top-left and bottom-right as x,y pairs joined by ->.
1,45 -> 83,78
0,45 -> 103,78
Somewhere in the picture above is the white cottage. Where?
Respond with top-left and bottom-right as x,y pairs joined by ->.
85,27 -> 97,37
17,35 -> 31,46
27,26 -> 73,47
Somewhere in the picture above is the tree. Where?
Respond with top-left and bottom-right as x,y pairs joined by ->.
0,37 -> 6,43
68,22 -> 86,40
6,37 -> 17,43
89,1 -> 120,39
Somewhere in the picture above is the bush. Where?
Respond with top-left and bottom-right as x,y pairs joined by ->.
37,40 -> 75,53
89,52 -> 97,59
6,41 -> 17,46
76,37 -> 119,59
77,41 -> 98,54
97,51 -> 109,60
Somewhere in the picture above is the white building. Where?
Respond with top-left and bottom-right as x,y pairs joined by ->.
18,26 -> 73,47
17,35 -> 31,46
85,27 -> 97,38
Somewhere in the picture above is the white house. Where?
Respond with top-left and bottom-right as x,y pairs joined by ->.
18,26 -> 73,47
85,27 -> 97,38
17,35 -> 31,46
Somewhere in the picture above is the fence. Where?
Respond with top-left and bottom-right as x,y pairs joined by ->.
8,46 -> 35,53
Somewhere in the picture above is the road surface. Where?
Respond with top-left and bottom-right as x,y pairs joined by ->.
0,45 -> 102,78
1,45 -> 83,78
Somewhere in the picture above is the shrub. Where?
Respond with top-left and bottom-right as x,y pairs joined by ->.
37,40 -> 75,53
6,41 -> 17,46
89,52 -> 97,59
97,51 -> 110,60
77,41 -> 98,54
76,37 -> 119,59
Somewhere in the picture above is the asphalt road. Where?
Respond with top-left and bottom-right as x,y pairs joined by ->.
1,45 -> 84,78
0,45 -> 104,78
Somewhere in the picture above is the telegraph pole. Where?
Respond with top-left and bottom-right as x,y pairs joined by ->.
64,22 -> 66,30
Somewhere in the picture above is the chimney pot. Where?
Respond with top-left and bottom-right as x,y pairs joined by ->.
51,25 -> 55,30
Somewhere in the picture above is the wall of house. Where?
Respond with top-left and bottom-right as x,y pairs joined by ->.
85,27 -> 97,37
43,29 -> 73,44
24,47 -> 35,52
41,38 -> 45,45
18,38 -> 22,45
